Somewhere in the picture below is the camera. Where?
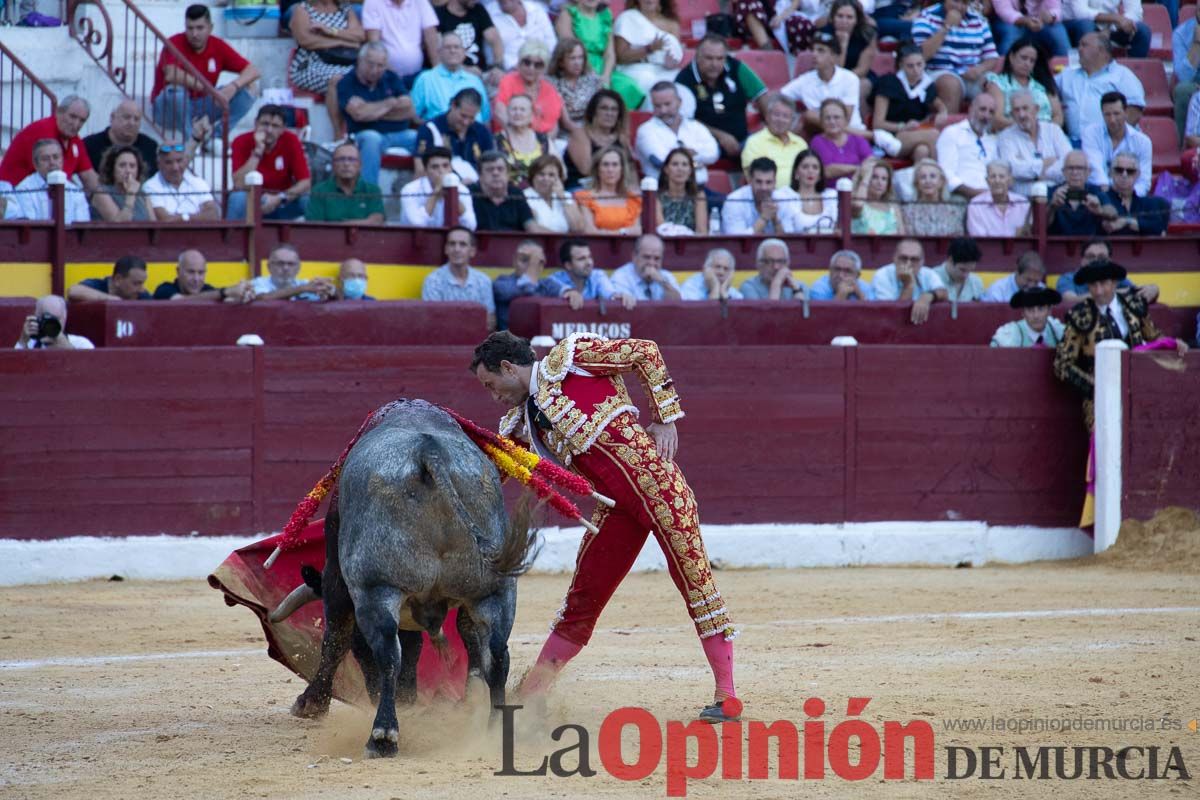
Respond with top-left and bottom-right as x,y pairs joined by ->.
31,312 -> 62,347
1066,188 -> 1085,202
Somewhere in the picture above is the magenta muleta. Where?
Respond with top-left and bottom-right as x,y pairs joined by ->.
495,697 -> 936,797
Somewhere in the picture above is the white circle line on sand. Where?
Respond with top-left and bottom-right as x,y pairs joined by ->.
4,606 -> 1198,671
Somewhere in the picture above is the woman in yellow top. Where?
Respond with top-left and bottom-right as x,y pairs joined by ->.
495,94 -> 551,187
573,144 -> 642,234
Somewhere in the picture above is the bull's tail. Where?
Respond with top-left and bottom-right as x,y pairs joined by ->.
491,494 -> 541,578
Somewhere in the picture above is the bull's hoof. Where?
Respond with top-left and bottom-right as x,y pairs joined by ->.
290,691 -> 330,719
364,727 -> 399,759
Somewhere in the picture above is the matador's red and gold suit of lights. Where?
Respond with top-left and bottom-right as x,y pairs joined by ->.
500,332 -> 738,714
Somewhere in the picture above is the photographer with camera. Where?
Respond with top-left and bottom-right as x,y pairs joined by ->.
14,295 -> 94,350
1048,150 -> 1106,236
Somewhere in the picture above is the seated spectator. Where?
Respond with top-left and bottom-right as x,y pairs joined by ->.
474,151 -> 543,231
491,0 -> 557,72
574,145 -> 642,234
335,42 -> 420,187
612,0 -> 683,111
991,286 -> 1066,347
252,244 -> 336,301
91,146 -> 153,223
809,249 -> 875,300
731,0 -> 830,54
1056,237 -> 1158,304
493,239 -> 550,328
566,89 -> 632,188
871,237 -> 947,305
1082,91 -> 1151,196
336,258 -> 375,300
1063,0 -> 1150,58
68,255 -> 151,302
903,158 -> 965,236
740,238 -> 805,301
0,96 -> 98,193
496,41 -> 563,136
1098,153 -> 1168,237
967,160 -> 1031,237
143,142 -> 220,222
153,248 -> 253,302
871,0 -> 919,42
824,0 -> 878,87
228,105 -> 311,221
790,150 -> 840,234
8,140 -> 90,224
422,227 -> 495,327
635,82 -> 719,186
809,98 -> 872,180
991,0 -> 1069,57
549,38 -> 604,133
1174,11 -> 1200,141
401,146 -> 478,228
1047,150 -> 1106,235
14,294 -> 94,350
1056,31 -> 1144,143
414,88 -> 494,184
83,100 -> 159,180
910,0 -> 1001,112
932,236 -> 985,302
306,141 -> 385,224
851,158 -> 906,235
869,44 -> 947,163
982,249 -> 1047,302
742,93 -> 809,180
410,34 -> 491,124
434,0 -> 504,73
655,147 -> 708,235
680,248 -> 742,301
724,157 -> 803,235
676,35 -> 769,160
150,4 -> 259,140
287,0 -> 364,95
782,32 -> 867,134
360,0 -> 439,87
494,94 -> 552,185
524,154 -> 587,232
985,37 -> 1064,131
554,0 -> 621,95
995,89 -> 1071,195
937,92 -> 999,199
611,234 -> 681,300
541,237 -> 636,310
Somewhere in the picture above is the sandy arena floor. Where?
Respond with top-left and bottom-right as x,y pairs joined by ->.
2,541 -> 1198,800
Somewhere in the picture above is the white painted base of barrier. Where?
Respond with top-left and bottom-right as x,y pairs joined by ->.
0,522 -> 1094,586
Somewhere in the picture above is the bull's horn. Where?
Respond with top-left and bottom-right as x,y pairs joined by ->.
269,583 -> 319,623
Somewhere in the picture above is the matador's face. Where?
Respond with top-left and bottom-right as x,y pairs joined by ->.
475,362 -> 528,408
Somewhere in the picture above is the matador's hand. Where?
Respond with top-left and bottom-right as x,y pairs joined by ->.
647,421 -> 678,462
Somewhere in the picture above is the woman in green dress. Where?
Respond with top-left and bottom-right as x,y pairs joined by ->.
554,0 -> 640,110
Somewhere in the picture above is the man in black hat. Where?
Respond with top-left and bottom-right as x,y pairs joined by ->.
1053,260 -> 1188,428
990,286 -> 1064,347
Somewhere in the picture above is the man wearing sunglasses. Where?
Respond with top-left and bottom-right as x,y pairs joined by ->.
411,32 -> 491,123
1097,152 -> 1168,237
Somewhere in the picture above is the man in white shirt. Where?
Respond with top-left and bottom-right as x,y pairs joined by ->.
635,82 -> 720,185
722,157 -> 803,235
870,237 -> 949,324
995,89 -> 1072,195
1081,90 -> 1152,195
9,140 -> 90,224
142,143 -> 220,221
486,0 -> 555,71
609,234 -> 681,301
936,91 -> 998,199
13,294 -> 94,350
780,32 -> 866,131
400,145 -> 477,229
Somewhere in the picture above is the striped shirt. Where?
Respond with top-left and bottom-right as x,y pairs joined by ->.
911,5 -> 998,74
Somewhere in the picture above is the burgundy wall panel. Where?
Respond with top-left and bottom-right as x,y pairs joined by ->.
1124,352 -> 1200,518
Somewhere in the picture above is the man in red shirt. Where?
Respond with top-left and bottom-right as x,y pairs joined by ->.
151,3 -> 260,141
0,96 -> 99,192
227,105 -> 312,220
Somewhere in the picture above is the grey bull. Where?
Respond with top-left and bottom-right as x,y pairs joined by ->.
271,399 -> 537,758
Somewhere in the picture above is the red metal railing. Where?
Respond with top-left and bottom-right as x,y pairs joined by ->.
67,0 -> 230,197
0,40 -> 58,156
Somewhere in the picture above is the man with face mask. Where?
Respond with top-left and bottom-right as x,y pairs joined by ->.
990,286 -> 1065,347
336,258 -> 374,301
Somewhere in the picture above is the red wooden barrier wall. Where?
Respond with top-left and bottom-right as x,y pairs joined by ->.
1125,354 -> 1200,518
